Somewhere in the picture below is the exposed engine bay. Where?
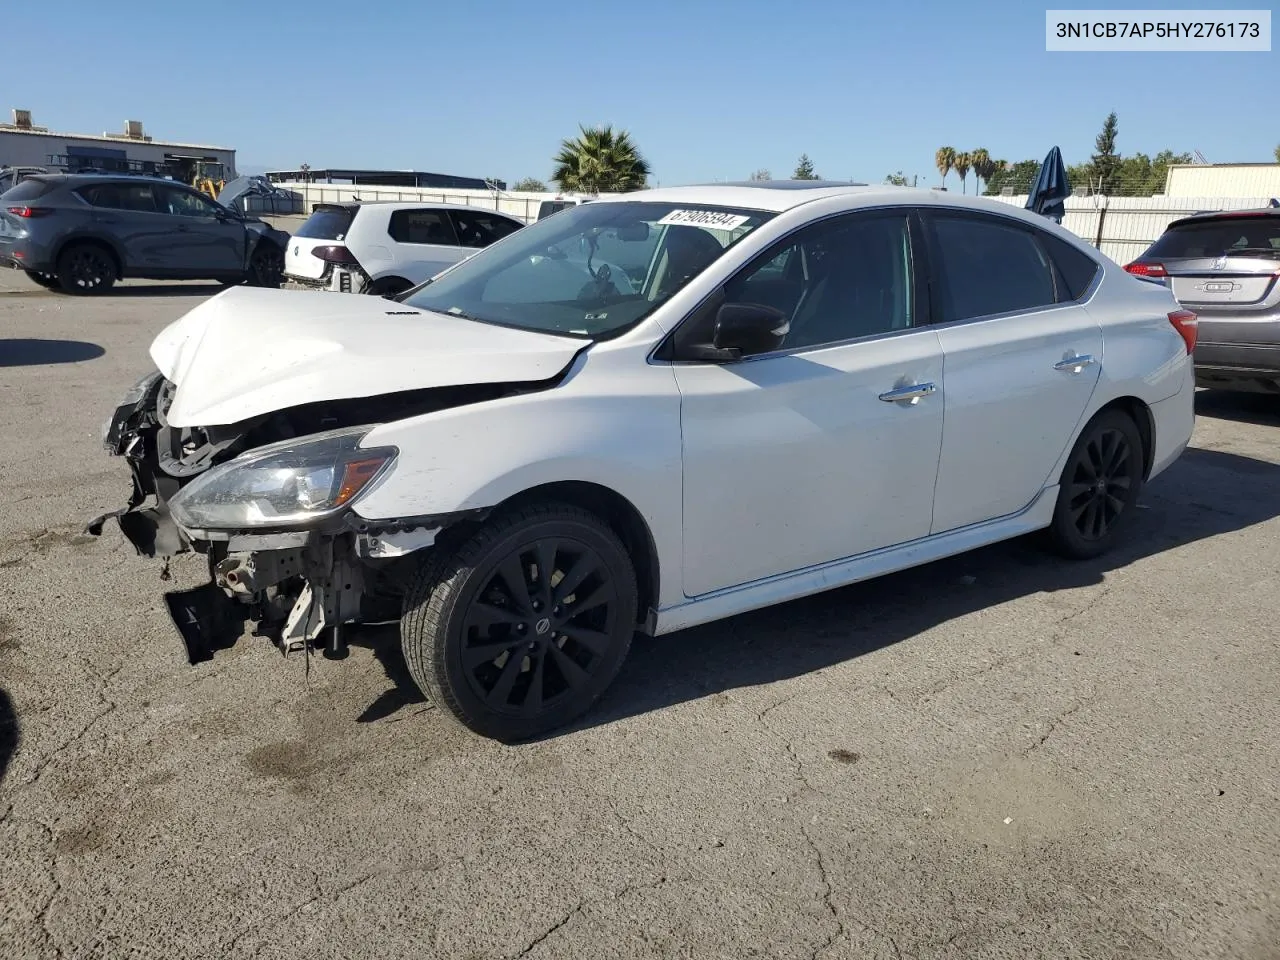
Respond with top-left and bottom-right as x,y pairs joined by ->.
86,370 -> 538,664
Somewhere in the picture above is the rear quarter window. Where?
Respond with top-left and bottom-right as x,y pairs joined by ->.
1040,233 -> 1101,300
1,178 -> 56,202
296,206 -> 356,240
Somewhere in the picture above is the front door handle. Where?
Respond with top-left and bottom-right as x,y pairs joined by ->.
878,382 -> 937,404
1054,354 -> 1098,374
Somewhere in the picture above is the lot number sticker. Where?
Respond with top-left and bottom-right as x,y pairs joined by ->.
657,209 -> 751,231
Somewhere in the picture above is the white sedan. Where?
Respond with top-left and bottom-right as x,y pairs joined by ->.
90,181 -> 1197,741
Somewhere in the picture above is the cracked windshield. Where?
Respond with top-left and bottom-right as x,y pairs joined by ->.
402,202 -> 774,338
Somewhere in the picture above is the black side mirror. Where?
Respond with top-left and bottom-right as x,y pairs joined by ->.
703,302 -> 789,359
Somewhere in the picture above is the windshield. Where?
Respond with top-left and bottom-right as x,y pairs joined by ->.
400,201 -> 774,338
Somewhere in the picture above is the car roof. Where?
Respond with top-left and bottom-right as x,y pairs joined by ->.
30,173 -> 194,189
324,200 -> 523,218
591,181 -> 1057,220
1167,207 -> 1280,228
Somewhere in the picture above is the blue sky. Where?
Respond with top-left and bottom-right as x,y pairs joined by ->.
4,0 -> 1274,186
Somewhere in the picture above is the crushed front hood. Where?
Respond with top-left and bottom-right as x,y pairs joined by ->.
151,287 -> 587,427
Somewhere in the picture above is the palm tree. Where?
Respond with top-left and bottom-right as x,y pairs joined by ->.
969,148 -> 991,194
953,152 -> 972,194
551,125 -> 651,194
935,146 -> 956,189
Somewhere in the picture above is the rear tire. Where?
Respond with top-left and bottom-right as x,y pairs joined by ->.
369,276 -> 412,297
401,503 -> 638,742
55,244 -> 117,295
1045,409 -> 1146,560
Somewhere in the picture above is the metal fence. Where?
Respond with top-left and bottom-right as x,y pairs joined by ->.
989,194 -> 1279,265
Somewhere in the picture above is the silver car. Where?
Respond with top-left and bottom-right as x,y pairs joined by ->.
1126,208 -> 1280,393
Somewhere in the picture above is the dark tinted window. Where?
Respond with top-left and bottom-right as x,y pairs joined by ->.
296,206 -> 356,239
1145,216 -> 1280,259
1041,232 -> 1101,300
79,183 -> 160,213
387,208 -> 458,245
1,178 -> 55,202
537,201 -> 574,220
932,215 -> 1057,321
159,186 -> 221,218
722,213 -> 915,351
448,210 -> 522,248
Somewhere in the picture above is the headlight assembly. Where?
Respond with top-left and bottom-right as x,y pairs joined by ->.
168,426 -> 397,531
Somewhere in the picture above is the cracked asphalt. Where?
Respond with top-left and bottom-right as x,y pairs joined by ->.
1,268 -> 1278,959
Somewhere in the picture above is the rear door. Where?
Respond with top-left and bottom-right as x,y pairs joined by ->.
155,186 -> 244,274
924,210 -> 1104,533
77,182 -> 176,272
285,204 -> 357,280
383,207 -> 463,283
1140,214 -> 1280,355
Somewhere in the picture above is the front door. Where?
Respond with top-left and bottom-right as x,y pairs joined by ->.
923,211 -> 1104,533
156,186 -> 244,274
672,210 -> 945,597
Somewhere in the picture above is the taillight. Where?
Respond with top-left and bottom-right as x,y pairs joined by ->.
310,245 -> 359,265
1125,261 -> 1167,278
1169,309 -> 1197,354
6,206 -> 52,218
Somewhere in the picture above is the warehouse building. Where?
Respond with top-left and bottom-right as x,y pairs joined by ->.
0,108 -> 236,183
1164,162 -> 1280,198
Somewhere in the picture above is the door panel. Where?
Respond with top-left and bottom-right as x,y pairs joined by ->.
157,187 -> 243,273
925,211 -> 1103,533
672,210 -> 943,598
675,331 -> 945,596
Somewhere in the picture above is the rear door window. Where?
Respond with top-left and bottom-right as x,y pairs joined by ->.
80,183 -> 160,213
447,211 -> 522,248
296,206 -> 356,240
388,208 -> 460,245
1146,217 -> 1280,259
929,214 -> 1058,322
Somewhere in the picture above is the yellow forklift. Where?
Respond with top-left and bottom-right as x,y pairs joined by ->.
190,160 -> 228,200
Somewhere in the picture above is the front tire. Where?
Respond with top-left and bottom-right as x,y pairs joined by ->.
401,503 -> 638,742
1046,409 -> 1146,560
55,244 -> 117,295
246,244 -> 284,288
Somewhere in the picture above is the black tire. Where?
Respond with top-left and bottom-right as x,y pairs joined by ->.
25,271 -> 58,290
401,503 -> 638,742
55,244 -> 117,295
246,244 -> 284,288
1046,409 -> 1146,560
368,276 -> 412,298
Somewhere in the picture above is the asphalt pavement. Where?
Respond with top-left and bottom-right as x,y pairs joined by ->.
1,266 -> 1277,959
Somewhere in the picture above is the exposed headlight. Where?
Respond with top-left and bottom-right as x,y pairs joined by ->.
168,427 -> 397,531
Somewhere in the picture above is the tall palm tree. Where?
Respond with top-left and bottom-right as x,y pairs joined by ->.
969,148 -> 991,194
935,146 -> 956,189
551,125 -> 651,194
953,152 -> 972,194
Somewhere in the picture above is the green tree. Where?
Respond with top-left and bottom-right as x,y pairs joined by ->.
1089,111 -> 1120,194
551,125 -> 651,194
1274,144 -> 1280,163
512,177 -> 547,192
749,168 -> 772,181
969,148 -> 992,194
935,146 -> 956,188
983,159 -> 1040,195
884,171 -> 909,186
792,154 -> 819,180
953,152 -> 972,194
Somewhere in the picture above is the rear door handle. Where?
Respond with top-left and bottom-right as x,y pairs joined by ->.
878,382 -> 937,404
1054,354 -> 1098,374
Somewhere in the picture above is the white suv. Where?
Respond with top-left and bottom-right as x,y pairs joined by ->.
284,201 -> 524,296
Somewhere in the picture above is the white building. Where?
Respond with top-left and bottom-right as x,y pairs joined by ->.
1164,163 -> 1280,199
0,108 -> 236,182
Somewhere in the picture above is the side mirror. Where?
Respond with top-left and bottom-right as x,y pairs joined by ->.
711,302 -> 789,358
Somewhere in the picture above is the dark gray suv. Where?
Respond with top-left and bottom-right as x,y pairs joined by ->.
0,174 -> 288,295
1126,208 -> 1280,394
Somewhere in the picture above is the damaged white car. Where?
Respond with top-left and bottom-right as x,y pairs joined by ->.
88,182 -> 1196,741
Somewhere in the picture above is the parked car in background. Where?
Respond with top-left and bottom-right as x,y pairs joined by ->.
0,174 -> 288,294
536,195 -> 594,221
0,165 -> 47,195
1126,208 -> 1280,394
89,183 -> 1196,742
284,201 -> 525,296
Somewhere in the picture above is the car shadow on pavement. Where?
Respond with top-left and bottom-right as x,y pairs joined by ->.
348,625 -> 428,723
0,688 -> 18,785
1195,389 -> 1280,428
0,338 -> 105,366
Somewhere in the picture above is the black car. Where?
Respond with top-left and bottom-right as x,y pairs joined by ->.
1125,208 -> 1280,394
0,174 -> 288,294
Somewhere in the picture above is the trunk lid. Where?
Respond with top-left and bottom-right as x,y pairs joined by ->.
285,204 -> 358,280
150,286 -> 588,427
1166,256 -> 1280,309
